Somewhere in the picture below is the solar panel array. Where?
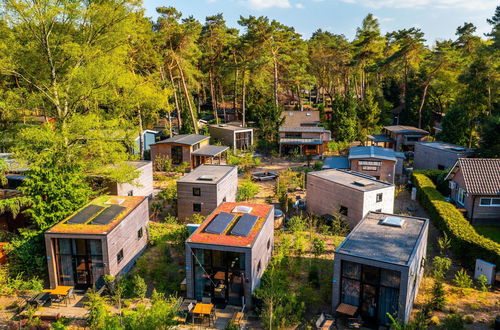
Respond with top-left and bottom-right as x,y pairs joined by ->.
230,214 -> 258,237
67,205 -> 105,224
90,205 -> 126,225
205,212 -> 236,234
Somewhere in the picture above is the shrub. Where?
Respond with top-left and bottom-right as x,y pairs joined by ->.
453,269 -> 473,288
441,313 -> 465,330
476,274 -> 490,292
237,177 -> 259,201
430,280 -> 446,311
287,216 -> 307,233
132,274 -> 147,299
412,173 -> 500,267
312,237 -> 326,257
432,256 -> 452,280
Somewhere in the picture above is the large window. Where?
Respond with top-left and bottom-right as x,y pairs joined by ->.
193,187 -> 201,196
340,261 -> 401,326
193,203 -> 202,212
192,249 -> 246,306
359,161 -> 381,166
171,146 -> 183,165
480,198 -> 500,207
54,238 -> 104,289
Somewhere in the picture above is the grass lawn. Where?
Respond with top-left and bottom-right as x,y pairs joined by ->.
474,226 -> 500,244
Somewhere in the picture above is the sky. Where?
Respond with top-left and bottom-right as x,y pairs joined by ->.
142,0 -> 497,45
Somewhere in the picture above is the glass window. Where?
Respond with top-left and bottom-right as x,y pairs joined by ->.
480,198 -> 500,206
341,278 -> 361,306
362,265 -> 380,285
117,249 -> 124,264
457,188 -> 465,205
342,261 -> 361,280
339,206 -> 348,216
378,286 -> 399,325
193,203 -> 201,212
193,187 -> 201,196
380,269 -> 401,288
137,227 -> 143,240
376,193 -> 383,203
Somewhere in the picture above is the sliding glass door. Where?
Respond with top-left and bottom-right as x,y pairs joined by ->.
55,238 -> 105,289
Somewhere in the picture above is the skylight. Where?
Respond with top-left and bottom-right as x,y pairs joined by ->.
232,205 -> 253,213
105,198 -> 125,205
380,216 -> 405,228
198,175 -> 215,181
353,180 -> 375,187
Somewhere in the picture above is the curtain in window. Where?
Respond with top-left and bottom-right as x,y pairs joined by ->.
194,249 -> 205,301
342,261 -> 361,280
378,287 -> 399,325
57,239 -> 74,286
381,269 -> 401,288
341,278 -> 360,306
89,240 -> 104,287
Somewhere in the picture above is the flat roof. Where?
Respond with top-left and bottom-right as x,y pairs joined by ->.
209,123 -> 253,132
47,195 -> 146,235
308,169 -> 393,192
187,202 -> 273,248
349,146 -> 404,162
279,126 -> 326,133
323,156 -> 350,169
127,160 -> 152,169
384,125 -> 429,135
191,145 -> 229,157
153,134 -> 209,146
177,165 -> 236,184
415,141 -> 474,153
336,212 -> 428,266
367,134 -> 395,143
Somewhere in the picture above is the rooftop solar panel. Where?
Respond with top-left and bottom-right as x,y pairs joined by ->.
90,205 -> 126,225
230,213 -> 258,237
67,205 -> 105,224
205,212 -> 236,234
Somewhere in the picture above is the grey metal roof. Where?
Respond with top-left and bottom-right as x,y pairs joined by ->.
323,156 -> 350,169
348,146 -> 404,162
154,134 -> 209,146
367,134 -> 395,143
279,137 -> 323,145
178,165 -> 236,184
384,125 -> 429,135
308,169 -> 393,192
209,123 -> 253,132
191,145 -> 229,156
415,141 -> 474,153
336,212 -> 428,266
279,126 -> 326,133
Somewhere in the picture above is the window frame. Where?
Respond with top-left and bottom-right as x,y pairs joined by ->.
193,203 -> 202,212
192,187 -> 201,196
117,249 -> 124,264
457,188 -> 465,206
376,193 -> 383,203
480,198 -> 500,207
137,227 -> 143,240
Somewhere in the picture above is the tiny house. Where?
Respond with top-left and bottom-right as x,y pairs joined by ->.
177,165 -> 238,221
414,142 -> 474,171
368,126 -> 429,151
348,146 -> 404,184
209,123 -> 254,150
185,202 -> 274,307
333,212 -> 429,326
106,161 -> 153,198
45,196 -> 149,289
307,169 -> 394,227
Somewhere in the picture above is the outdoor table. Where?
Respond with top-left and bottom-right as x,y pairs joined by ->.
43,286 -> 73,306
192,303 -> 214,326
336,303 -> 358,317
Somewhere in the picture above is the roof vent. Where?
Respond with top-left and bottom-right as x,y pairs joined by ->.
381,216 -> 405,228
451,147 -> 466,152
353,180 -> 375,187
105,198 -> 125,205
306,113 -> 311,116
198,175 -> 215,181
232,205 -> 253,214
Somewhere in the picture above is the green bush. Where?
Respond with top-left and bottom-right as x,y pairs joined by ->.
453,269 -> 473,288
412,173 -> 500,267
430,280 -> 446,311
432,256 -> 452,280
237,177 -> 259,201
476,274 -> 490,292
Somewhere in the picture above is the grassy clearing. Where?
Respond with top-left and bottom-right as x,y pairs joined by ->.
474,226 -> 500,244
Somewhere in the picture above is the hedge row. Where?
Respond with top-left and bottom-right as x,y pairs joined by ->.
412,173 -> 500,267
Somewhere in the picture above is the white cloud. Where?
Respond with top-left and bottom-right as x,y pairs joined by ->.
244,0 -> 292,10
296,3 -> 305,8
341,0 -> 497,10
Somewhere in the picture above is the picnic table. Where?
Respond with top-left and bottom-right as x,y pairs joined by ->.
43,286 -> 73,306
27,292 -> 51,308
192,303 -> 215,326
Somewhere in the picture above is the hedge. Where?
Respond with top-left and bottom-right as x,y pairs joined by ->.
412,173 -> 500,268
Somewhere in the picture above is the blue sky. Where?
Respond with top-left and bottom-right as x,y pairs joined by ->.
142,0 -> 497,44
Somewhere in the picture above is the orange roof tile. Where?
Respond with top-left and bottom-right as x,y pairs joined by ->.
187,202 -> 273,248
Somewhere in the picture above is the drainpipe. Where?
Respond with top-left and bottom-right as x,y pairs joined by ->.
470,195 -> 476,223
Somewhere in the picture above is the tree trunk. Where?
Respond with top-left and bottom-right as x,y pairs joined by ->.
209,70 -> 219,124
273,57 -> 279,108
418,83 -> 430,128
168,68 -> 182,132
175,59 -> 198,134
138,108 -> 144,160
296,84 -> 302,110
233,67 -> 239,114
242,69 -> 246,127
218,82 -> 226,123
